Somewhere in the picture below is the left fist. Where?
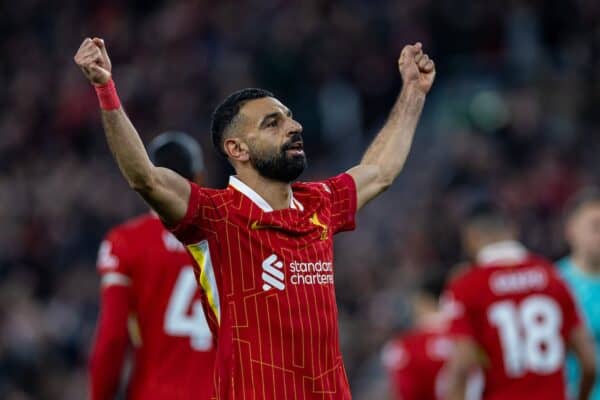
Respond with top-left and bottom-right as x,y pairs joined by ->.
398,42 -> 435,94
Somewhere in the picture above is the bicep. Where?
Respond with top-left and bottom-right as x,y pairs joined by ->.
140,166 -> 191,227
346,164 -> 383,210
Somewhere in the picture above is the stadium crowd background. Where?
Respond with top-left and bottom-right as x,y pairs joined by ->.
1,0 -> 599,398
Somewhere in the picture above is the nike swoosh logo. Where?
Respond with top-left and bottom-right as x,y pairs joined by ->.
251,221 -> 270,230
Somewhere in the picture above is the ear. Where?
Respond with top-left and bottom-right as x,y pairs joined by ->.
224,137 -> 250,162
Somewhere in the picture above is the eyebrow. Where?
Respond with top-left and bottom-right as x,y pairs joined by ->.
259,109 -> 292,128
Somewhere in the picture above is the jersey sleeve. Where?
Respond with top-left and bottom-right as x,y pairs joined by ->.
97,229 -> 134,286
169,181 -> 214,245
89,284 -> 131,400
441,278 -> 477,339
322,173 -> 357,234
91,228 -> 134,398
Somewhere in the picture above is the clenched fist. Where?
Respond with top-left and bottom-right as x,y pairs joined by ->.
398,42 -> 435,94
74,37 -> 112,85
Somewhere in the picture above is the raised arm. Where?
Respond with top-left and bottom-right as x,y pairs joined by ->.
347,42 -> 435,210
74,38 -> 189,226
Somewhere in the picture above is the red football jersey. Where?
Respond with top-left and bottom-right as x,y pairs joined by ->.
442,241 -> 582,400
382,321 -> 482,400
170,173 -> 357,399
95,214 -> 216,399
382,325 -> 453,400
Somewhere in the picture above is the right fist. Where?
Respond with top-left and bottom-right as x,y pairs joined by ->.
74,37 -> 112,85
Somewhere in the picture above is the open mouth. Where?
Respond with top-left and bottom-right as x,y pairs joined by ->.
285,141 -> 304,155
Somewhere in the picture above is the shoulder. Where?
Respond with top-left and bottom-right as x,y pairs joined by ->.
448,264 -> 480,290
555,256 -> 574,275
382,335 -> 412,370
190,183 -> 234,209
526,254 -> 565,281
293,173 -> 356,204
293,180 -> 332,196
107,213 -> 160,239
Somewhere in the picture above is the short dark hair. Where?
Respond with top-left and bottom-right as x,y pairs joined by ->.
419,268 -> 447,300
148,131 -> 204,180
463,201 -> 511,233
210,88 -> 274,157
564,187 -> 600,220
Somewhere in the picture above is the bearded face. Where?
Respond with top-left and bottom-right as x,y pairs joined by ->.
248,133 -> 307,183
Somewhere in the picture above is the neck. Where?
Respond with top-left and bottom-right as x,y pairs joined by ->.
572,253 -> 600,275
415,309 -> 442,328
235,169 -> 292,211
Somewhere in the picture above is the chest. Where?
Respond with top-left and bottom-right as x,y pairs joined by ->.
214,210 -> 335,297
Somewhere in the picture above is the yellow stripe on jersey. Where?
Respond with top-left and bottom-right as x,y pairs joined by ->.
128,314 -> 142,347
187,240 -> 221,325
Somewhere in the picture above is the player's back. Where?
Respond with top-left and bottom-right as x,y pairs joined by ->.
446,251 -> 581,400
98,213 -> 215,399
383,327 -> 453,400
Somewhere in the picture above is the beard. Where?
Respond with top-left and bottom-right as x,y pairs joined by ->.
249,136 -> 307,183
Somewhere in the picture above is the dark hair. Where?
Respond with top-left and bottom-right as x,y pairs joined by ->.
564,186 -> 600,220
463,201 -> 511,232
210,88 -> 274,157
419,269 -> 447,300
148,131 -> 204,180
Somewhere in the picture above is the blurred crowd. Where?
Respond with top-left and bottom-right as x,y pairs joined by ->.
1,0 -> 600,398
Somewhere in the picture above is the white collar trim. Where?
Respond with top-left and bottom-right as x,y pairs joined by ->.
477,241 -> 528,267
228,176 -> 303,213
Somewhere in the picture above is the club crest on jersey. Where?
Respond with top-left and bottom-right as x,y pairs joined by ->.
309,213 -> 328,240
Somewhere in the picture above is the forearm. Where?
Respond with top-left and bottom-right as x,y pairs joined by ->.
577,370 -> 594,400
361,84 -> 425,185
101,107 -> 156,191
570,326 -> 597,400
447,371 -> 468,400
99,100 -> 191,225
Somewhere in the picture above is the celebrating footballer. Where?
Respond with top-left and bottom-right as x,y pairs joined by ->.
74,36 -> 434,399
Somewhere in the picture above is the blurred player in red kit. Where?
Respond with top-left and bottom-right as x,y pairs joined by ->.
382,271 -> 482,400
89,132 -> 215,400
443,204 -> 596,400
75,36 -> 435,399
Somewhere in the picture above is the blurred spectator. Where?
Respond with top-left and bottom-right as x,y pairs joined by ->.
557,188 -> 600,400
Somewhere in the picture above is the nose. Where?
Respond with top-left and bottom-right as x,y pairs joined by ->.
286,118 -> 303,136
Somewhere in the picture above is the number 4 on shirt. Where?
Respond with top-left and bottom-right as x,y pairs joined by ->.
164,266 -> 213,351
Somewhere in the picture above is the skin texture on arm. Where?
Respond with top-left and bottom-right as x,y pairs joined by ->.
74,38 -> 190,226
347,42 -> 435,210
99,108 -> 190,226
569,325 -> 597,400
445,338 -> 481,400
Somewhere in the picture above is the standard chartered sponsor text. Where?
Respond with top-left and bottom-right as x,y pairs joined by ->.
289,260 -> 334,285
